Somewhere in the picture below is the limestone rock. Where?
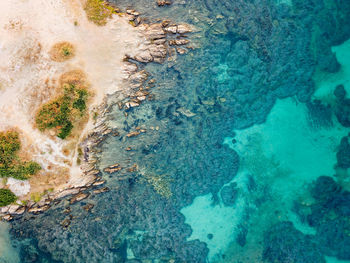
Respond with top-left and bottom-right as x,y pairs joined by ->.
93,187 -> 110,194
127,131 -> 141,138
169,39 -> 190,46
28,205 -> 50,214
104,164 -> 122,174
69,192 -> 90,205
157,0 -> 172,6
177,24 -> 193,34
164,25 -> 177,34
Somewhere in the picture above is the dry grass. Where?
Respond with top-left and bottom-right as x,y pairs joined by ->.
84,0 -> 115,26
59,69 -> 88,89
49,42 -> 75,62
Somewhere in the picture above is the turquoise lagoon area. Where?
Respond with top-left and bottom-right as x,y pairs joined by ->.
2,1 -> 350,263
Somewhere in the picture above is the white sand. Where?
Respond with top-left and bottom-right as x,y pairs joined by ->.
0,0 -> 145,196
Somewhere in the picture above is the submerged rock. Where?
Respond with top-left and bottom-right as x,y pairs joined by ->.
69,192 -> 90,205
157,0 -> 172,7
337,135 -> 350,169
220,183 -> 238,206
263,222 -> 325,263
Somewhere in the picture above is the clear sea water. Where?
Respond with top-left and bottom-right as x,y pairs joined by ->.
2,0 -> 350,262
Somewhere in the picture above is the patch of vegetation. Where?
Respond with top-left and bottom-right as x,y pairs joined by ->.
49,42 -> 75,62
0,131 -> 41,180
76,147 -> 83,165
84,0 -> 115,26
31,192 -> 43,202
0,188 -> 17,207
35,83 -> 89,139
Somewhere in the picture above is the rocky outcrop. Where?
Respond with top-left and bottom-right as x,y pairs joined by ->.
157,0 -> 172,6
104,163 -> 122,174
128,21 -> 195,64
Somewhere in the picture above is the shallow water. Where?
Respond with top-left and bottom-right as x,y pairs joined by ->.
3,0 -> 350,262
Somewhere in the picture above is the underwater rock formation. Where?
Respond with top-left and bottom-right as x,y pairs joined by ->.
337,134 -> 350,169
263,221 -> 325,263
292,176 -> 350,260
334,85 -> 350,127
220,183 -> 239,207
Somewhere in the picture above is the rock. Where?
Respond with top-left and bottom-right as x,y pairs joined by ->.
169,39 -> 190,46
220,183 -> 239,206
85,169 -> 100,177
126,9 -> 140,16
134,51 -> 154,63
83,203 -> 94,212
127,131 -> 141,138
176,47 -> 188,55
61,218 -> 71,228
125,101 -> 140,109
126,164 -> 138,172
263,222 -> 325,263
104,163 -> 122,174
335,98 -> 350,127
2,214 -> 13,221
177,107 -> 196,117
334,84 -> 346,100
236,224 -> 248,247
337,136 -> 350,169
51,188 -> 80,200
153,38 -> 167,45
14,206 -> 26,215
177,24 -> 193,34
145,24 -> 166,40
134,17 -> 141,26
92,180 -> 106,186
69,192 -> 90,205
157,0 -> 172,6
28,205 -> 50,214
7,205 -> 20,214
164,25 -> 177,34
93,187 -> 110,194
149,44 -> 167,59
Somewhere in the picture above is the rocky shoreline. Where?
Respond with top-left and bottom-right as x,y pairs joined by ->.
0,4 -> 196,221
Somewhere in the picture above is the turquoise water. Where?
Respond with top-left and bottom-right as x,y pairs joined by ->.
2,1 -> 350,262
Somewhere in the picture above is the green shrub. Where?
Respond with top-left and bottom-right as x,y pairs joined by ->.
0,188 -> 17,207
84,0 -> 115,26
73,89 -> 88,112
0,131 -> 20,165
36,85 -> 89,139
0,131 -> 41,180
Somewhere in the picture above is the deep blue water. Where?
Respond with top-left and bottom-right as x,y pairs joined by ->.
2,0 -> 350,262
